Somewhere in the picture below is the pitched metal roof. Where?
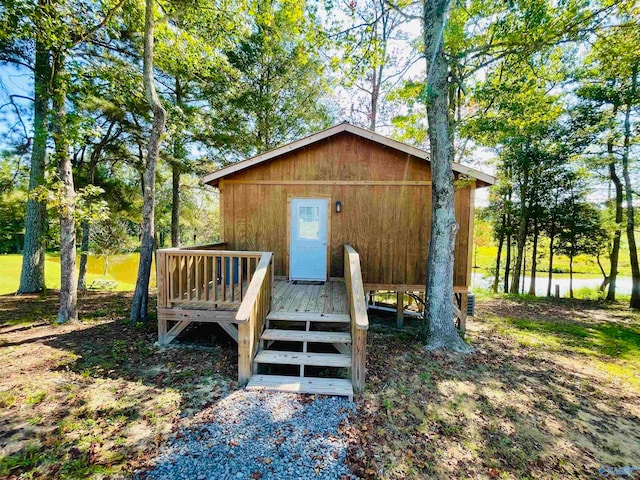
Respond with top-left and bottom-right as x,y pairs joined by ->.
202,122 -> 495,187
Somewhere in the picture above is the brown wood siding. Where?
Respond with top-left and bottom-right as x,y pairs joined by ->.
219,132 -> 474,288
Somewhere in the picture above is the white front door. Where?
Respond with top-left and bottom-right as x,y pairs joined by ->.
290,198 -> 328,281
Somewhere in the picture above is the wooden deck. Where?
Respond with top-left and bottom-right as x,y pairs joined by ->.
156,247 -> 369,399
271,280 -> 348,315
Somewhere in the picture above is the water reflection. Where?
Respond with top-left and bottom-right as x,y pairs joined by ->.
472,272 -> 633,297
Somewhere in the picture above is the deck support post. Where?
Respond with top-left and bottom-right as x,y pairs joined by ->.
396,291 -> 404,328
238,322 -> 252,385
158,317 -> 167,345
352,328 -> 366,392
459,293 -> 468,335
156,251 -> 169,345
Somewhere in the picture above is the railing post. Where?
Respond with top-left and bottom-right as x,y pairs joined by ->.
238,321 -> 251,384
344,244 -> 369,394
352,329 -> 366,392
156,250 -> 167,345
235,252 -> 273,385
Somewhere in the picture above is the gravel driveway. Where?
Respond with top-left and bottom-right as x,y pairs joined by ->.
141,390 -> 356,480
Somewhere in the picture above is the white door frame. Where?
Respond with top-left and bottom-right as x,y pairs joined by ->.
288,197 -> 330,281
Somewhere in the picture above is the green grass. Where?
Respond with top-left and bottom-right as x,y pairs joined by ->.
359,297 -> 640,479
488,303 -> 640,388
0,253 -> 155,295
473,243 -> 632,277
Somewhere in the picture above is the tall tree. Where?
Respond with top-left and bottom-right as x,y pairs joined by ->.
0,0 -> 52,293
621,63 -> 639,308
220,0 -> 332,157
50,49 -> 79,322
19,39 -> 49,293
51,1 -> 125,322
576,7 -> 640,306
130,0 -> 167,323
421,0 -> 472,352
557,193 -> 607,298
334,0 -> 418,132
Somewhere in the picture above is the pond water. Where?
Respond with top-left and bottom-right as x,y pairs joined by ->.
0,253 -> 154,294
49,253 -> 156,290
3,252 -> 632,298
472,271 -> 633,297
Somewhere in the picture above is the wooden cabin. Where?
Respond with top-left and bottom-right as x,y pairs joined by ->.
155,123 -> 494,399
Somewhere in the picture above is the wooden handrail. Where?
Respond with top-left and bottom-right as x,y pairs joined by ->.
236,252 -> 273,384
236,253 -> 273,323
182,242 -> 227,250
344,244 -> 368,394
157,248 -> 264,256
344,244 -> 369,331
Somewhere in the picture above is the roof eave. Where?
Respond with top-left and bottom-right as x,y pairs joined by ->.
201,123 -> 495,187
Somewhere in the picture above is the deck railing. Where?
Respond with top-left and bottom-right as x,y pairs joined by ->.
182,241 -> 228,250
156,248 -> 265,310
344,244 -> 369,393
235,252 -> 274,384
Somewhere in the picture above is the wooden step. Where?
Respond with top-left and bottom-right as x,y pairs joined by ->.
254,350 -> 351,367
266,312 -> 350,323
261,329 -> 351,344
246,374 -> 353,399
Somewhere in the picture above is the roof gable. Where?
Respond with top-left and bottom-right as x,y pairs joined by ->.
202,123 -> 495,186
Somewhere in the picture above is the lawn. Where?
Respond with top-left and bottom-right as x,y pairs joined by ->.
0,254 -> 154,295
473,244 -> 633,279
1,292 -> 638,479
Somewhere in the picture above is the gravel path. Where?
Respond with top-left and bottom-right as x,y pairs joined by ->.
142,390 -> 357,480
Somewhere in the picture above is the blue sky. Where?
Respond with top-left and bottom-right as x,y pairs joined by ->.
0,63 -> 33,150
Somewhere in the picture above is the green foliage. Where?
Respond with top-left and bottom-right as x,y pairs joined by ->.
218,0 -> 333,156
556,198 -> 608,264
31,181 -> 109,222
0,171 -> 27,254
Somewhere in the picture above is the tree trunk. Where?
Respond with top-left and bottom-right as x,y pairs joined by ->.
18,38 -> 50,294
421,0 -> 471,352
606,160 -> 623,301
504,229 -> 511,293
547,232 -> 555,297
597,253 -> 610,293
546,191 -> 559,297
78,219 -> 90,291
171,162 -> 180,247
370,65 -> 379,131
78,160 -> 97,291
528,220 -> 539,296
510,216 -> 528,294
493,213 -> 505,293
130,0 -> 167,323
171,76 -> 183,248
52,53 -> 77,324
569,255 -> 574,299
622,65 -> 640,309
510,161 -> 529,294
605,104 -> 622,301
521,243 -> 526,294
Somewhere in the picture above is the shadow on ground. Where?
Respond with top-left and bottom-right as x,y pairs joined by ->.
347,298 -> 640,479
0,291 -> 238,478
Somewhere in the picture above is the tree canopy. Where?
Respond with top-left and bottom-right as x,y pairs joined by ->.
0,0 -> 638,331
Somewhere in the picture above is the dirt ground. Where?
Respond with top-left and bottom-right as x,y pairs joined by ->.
0,291 -> 237,478
347,297 -> 640,479
1,292 -> 639,479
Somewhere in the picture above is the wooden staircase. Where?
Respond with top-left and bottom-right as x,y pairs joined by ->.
245,311 -> 355,400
